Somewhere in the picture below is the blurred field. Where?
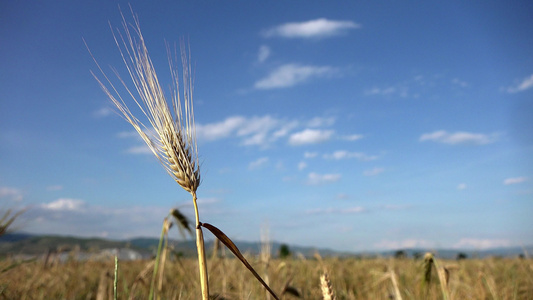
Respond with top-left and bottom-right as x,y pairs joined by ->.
1,255 -> 532,299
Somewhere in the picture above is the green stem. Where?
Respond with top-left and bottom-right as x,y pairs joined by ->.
149,219 -> 167,300
192,192 -> 209,300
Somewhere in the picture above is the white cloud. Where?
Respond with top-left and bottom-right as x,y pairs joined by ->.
272,121 -> 299,139
452,78 -> 468,87
236,115 -> 278,136
254,64 -> 337,89
324,150 -> 377,161
457,183 -> 467,190
453,238 -> 511,250
196,116 -> 246,141
342,134 -> 364,141
374,239 -> 435,250
419,130 -> 497,145
289,129 -> 334,145
365,74 -> 470,99
307,172 -> 341,185
119,114 -> 338,150
21,202 -> 185,239
127,145 -> 152,154
363,167 -> 384,176
304,151 -> 318,158
507,74 -> 533,93
197,115 -> 295,147
42,198 -> 85,211
257,45 -> 271,63
307,116 -> 336,127
297,161 -> 307,170
263,18 -> 360,39
306,206 -> 364,215
503,177 -> 528,185
249,157 -> 269,170
365,86 -> 398,96
116,130 -> 156,155
0,186 -> 23,202
93,107 -> 114,118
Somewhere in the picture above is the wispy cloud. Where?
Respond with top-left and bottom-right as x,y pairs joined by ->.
304,151 -> 318,158
307,172 -> 341,185
257,45 -> 271,63
93,107 -> 114,118
22,202 -> 177,239
196,116 -> 247,141
21,196 -> 226,239
249,157 -> 269,170
451,78 -> 468,88
263,18 -> 360,39
254,64 -> 337,89
117,130 -> 156,155
190,115 -> 342,148
306,206 -> 364,215
507,74 -> 533,93
365,74 -> 469,99
307,116 -> 336,127
452,238 -> 511,249
457,183 -> 467,190
289,129 -> 334,145
196,115 -> 291,147
363,167 -> 384,176
41,198 -> 85,211
297,161 -> 307,170
0,186 -> 23,202
342,134 -> 364,141
127,145 -> 152,154
419,130 -> 497,145
365,86 -> 406,97
503,177 -> 528,185
374,239 -> 435,250
323,150 -> 377,161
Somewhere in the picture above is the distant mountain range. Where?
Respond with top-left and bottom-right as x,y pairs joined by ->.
1,233 -> 530,260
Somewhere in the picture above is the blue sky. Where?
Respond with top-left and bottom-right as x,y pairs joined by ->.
1,1 -> 532,252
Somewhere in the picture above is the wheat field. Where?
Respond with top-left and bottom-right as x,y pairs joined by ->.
1,254 -> 532,299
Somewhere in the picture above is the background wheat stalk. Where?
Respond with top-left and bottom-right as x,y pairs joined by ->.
88,8 -> 209,300
320,272 -> 336,300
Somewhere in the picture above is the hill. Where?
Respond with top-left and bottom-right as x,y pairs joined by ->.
1,233 -> 530,260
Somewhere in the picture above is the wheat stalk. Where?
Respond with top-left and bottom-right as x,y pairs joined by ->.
423,252 -> 434,286
88,8 -> 208,300
320,272 -> 336,300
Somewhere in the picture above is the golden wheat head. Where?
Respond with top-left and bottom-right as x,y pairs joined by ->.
89,9 -> 200,194
320,272 -> 336,300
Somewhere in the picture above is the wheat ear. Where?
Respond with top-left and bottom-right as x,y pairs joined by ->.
89,8 -> 208,300
320,272 -> 336,300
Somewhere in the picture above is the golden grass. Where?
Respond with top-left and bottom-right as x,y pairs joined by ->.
1,256 -> 532,299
